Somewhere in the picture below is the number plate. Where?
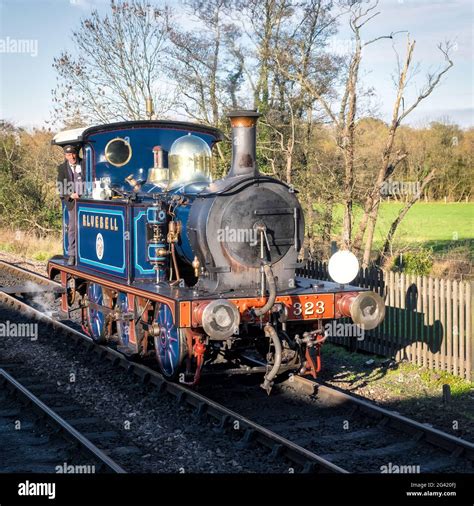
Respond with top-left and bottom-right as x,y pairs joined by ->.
230,294 -> 335,321
276,294 -> 335,320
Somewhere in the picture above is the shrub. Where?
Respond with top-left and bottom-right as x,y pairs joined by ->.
401,248 -> 434,275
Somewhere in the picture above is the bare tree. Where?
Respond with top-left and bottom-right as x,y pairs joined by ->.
279,0 -> 453,258
354,37 -> 453,265
167,0 -> 245,173
167,0 -> 241,127
52,0 -> 173,125
281,1 -> 392,248
379,168 -> 436,259
235,0 -> 295,112
266,0 -> 339,184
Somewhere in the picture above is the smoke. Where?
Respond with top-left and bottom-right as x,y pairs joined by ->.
22,280 -> 56,315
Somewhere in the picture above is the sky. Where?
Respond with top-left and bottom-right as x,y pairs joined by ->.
0,0 -> 473,129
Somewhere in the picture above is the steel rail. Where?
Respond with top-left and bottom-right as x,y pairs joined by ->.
0,276 -> 345,473
0,368 -> 126,473
288,375 -> 474,460
0,259 -> 55,286
1,261 -> 472,470
238,353 -> 474,464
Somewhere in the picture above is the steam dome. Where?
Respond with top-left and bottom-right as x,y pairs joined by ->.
168,133 -> 212,187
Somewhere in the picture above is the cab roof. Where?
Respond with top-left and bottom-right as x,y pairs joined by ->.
52,120 -> 224,146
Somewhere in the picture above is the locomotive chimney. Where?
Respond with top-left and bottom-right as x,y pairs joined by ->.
227,110 -> 261,178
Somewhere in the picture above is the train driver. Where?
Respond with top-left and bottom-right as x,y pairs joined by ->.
57,145 -> 84,266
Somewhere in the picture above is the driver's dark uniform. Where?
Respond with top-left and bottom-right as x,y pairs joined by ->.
57,156 -> 84,264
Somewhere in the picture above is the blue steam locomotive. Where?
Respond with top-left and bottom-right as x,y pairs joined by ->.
48,111 -> 385,392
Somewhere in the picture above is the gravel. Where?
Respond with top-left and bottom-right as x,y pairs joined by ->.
0,251 -> 48,277
1,252 -> 472,474
0,301 -> 290,473
319,344 -> 474,443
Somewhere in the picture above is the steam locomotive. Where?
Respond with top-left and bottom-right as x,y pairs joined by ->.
48,110 -> 385,393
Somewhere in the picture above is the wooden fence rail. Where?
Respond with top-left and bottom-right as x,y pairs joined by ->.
297,261 -> 473,380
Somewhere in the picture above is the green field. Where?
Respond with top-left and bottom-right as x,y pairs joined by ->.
315,202 -> 474,256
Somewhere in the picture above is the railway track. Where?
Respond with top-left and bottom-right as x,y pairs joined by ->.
0,260 -> 344,473
1,259 -> 472,474
304,377 -> 474,466
201,361 -> 474,473
0,367 -> 125,473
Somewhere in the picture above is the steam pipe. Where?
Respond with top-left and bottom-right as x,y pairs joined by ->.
253,264 -> 277,317
261,323 -> 282,395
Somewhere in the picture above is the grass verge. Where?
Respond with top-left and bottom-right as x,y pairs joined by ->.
0,228 -> 62,261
